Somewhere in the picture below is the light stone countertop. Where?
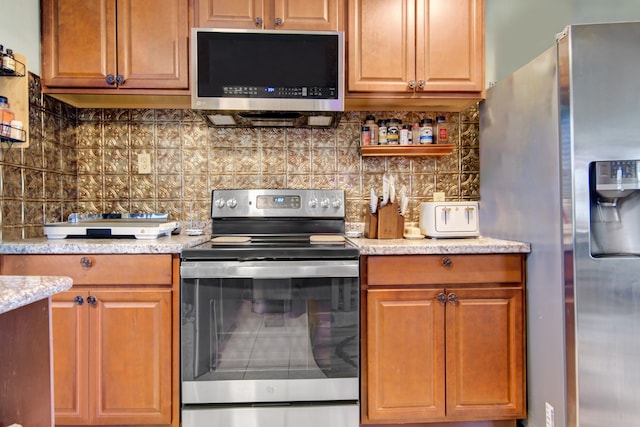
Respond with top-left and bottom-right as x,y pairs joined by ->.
0,275 -> 73,314
348,236 -> 531,255
0,233 -> 211,254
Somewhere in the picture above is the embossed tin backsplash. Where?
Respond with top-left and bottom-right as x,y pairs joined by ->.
0,74 -> 479,240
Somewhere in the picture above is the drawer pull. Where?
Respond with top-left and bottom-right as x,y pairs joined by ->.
86,295 -> 97,306
441,257 -> 453,269
74,296 -> 84,305
80,256 -> 93,268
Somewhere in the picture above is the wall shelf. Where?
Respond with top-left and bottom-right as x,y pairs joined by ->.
0,53 -> 29,148
359,144 -> 455,157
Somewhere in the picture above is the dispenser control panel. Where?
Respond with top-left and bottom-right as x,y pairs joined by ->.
595,160 -> 640,191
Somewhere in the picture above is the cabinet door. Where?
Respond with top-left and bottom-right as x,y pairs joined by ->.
195,0 -> 264,28
347,0 -> 415,92
445,287 -> 526,420
274,0 -> 341,31
51,290 -> 91,424
89,289 -> 173,425
366,288 -> 446,422
116,0 -> 189,90
416,0 -> 484,92
41,0 -> 117,88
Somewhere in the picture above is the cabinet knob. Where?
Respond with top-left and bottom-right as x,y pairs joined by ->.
86,295 -> 98,306
106,74 -> 116,85
116,74 -> 124,85
74,295 -> 84,305
441,257 -> 452,269
408,80 -> 417,89
275,17 -> 283,27
80,256 -> 93,268
417,80 -> 425,89
255,17 -> 263,26
447,293 -> 459,304
437,293 -> 447,304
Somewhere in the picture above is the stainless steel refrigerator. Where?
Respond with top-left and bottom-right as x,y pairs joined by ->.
480,22 -> 640,427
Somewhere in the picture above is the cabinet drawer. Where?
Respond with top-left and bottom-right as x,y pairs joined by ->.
1,254 -> 173,286
366,254 -> 523,286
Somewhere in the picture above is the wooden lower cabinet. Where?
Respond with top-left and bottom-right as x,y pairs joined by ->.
0,254 -> 179,427
361,254 -> 526,426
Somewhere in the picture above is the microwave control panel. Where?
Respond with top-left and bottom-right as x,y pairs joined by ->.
222,86 -> 337,99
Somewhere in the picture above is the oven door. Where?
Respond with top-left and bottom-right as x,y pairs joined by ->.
180,259 -> 359,405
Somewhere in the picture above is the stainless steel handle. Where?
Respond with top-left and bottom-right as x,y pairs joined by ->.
437,293 -> 447,304
74,296 -> 84,305
408,80 -> 417,89
447,293 -> 459,304
254,17 -> 263,26
181,260 -> 359,279
274,17 -> 283,27
441,257 -> 452,269
106,74 -> 116,85
80,256 -> 93,268
86,295 -> 97,306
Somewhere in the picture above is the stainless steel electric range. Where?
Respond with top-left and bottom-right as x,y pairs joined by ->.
180,189 -> 360,427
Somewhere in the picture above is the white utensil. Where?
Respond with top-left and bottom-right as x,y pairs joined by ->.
370,188 -> 378,213
381,174 -> 390,206
389,175 -> 396,204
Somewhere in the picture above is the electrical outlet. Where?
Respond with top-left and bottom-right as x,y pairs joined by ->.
138,153 -> 151,174
433,192 -> 445,202
545,402 -> 554,427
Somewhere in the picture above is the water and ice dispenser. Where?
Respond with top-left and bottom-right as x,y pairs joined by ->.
590,160 -> 640,256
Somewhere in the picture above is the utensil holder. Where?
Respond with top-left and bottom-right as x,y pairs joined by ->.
365,213 -> 378,238
376,203 -> 404,239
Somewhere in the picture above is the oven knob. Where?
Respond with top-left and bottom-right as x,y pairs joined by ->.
214,198 -> 226,208
227,198 -> 238,208
308,197 -> 318,208
332,198 -> 343,209
320,197 -> 330,208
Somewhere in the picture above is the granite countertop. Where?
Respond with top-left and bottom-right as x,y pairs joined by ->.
0,275 -> 73,314
348,236 -> 531,255
0,233 -> 211,254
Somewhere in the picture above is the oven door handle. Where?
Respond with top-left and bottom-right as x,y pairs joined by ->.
180,260 -> 359,279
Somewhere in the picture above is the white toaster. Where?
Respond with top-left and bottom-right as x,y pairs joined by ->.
419,201 -> 480,238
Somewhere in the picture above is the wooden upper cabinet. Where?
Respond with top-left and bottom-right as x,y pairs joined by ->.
195,0 -> 342,31
41,0 -> 189,91
347,0 -> 484,94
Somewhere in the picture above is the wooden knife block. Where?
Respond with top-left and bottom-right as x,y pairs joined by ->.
366,202 -> 404,239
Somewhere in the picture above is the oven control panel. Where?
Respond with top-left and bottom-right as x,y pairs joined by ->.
211,189 -> 345,218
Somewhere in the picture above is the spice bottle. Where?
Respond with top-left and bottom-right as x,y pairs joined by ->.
386,119 -> 401,145
0,96 -> 15,138
2,48 -> 16,73
361,125 -> 371,145
400,125 -> 411,145
378,119 -> 388,144
364,115 -> 378,145
435,116 -> 448,144
419,118 -> 434,144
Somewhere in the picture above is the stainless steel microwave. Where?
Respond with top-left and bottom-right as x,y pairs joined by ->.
190,28 -> 344,127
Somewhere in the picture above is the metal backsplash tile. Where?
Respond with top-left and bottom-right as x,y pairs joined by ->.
0,76 -> 480,237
